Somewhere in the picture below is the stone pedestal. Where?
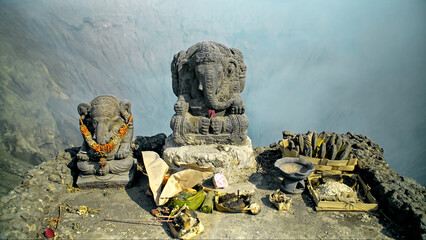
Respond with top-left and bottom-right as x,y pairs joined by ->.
163,136 -> 257,184
76,165 -> 136,189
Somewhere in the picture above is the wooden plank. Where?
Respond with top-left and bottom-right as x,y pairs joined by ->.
319,159 -> 328,165
299,155 -> 357,174
336,165 -> 356,171
283,149 -> 299,157
316,199 -> 377,211
357,175 -> 369,195
324,170 -> 342,175
309,173 -> 323,179
308,185 -> 321,205
315,165 -> 333,171
300,155 -> 320,164
347,158 -> 357,166
307,175 -> 322,205
366,192 -> 376,203
316,202 -> 377,211
327,160 -> 348,166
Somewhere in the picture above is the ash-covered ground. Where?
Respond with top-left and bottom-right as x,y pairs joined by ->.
0,132 -> 424,239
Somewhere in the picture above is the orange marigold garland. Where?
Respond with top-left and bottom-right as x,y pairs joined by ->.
79,114 -> 132,168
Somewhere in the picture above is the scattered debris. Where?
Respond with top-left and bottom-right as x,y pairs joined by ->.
48,218 -> 62,229
61,203 -> 100,216
44,228 -> 55,238
151,207 -> 171,218
77,206 -> 88,216
361,213 -> 371,223
104,218 -> 173,223
216,145 -> 230,152
168,205 -> 204,240
269,190 -> 292,211
66,184 -> 81,193
215,192 -> 261,215
43,202 -> 65,237
72,222 -> 81,230
317,182 -> 355,198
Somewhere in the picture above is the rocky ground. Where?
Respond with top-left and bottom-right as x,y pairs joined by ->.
0,132 -> 425,239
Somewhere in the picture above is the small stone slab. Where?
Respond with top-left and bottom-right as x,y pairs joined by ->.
163,136 -> 256,184
76,166 -> 136,189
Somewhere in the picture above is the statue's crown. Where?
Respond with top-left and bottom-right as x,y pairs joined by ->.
90,95 -> 119,107
194,42 -> 224,63
90,95 -> 120,117
195,52 -> 223,63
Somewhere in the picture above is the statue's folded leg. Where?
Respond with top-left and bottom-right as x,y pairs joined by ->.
77,161 -> 97,175
108,157 -> 134,174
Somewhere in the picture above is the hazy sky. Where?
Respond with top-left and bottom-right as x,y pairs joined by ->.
153,0 -> 426,183
2,0 -> 425,185
234,0 -> 426,184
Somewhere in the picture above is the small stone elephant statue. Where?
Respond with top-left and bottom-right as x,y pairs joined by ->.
76,95 -> 134,176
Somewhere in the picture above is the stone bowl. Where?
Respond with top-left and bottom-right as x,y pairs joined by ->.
274,157 -> 315,181
274,157 -> 315,193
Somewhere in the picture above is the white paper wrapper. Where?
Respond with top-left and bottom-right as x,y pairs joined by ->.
142,151 -> 213,206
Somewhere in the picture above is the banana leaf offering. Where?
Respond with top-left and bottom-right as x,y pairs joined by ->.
168,185 -> 205,210
200,191 -> 215,213
214,192 -> 261,215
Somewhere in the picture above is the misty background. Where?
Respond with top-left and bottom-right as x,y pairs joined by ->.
0,0 -> 425,194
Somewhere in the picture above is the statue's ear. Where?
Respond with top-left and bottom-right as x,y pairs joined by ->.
172,51 -> 188,97
77,103 -> 90,116
119,100 -> 132,122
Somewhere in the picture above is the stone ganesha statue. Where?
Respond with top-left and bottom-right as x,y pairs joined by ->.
76,95 -> 134,176
170,41 -> 249,145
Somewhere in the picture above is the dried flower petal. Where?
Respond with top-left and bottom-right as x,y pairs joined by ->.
44,228 -> 55,238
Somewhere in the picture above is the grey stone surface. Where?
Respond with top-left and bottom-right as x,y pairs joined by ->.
76,95 -> 134,177
170,41 -> 249,146
163,135 -> 256,184
0,149 -> 75,239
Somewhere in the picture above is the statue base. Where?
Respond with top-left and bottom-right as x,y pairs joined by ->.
163,136 -> 257,184
76,164 -> 137,189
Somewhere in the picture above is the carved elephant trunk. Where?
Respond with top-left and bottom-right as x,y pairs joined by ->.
196,62 -> 232,111
93,119 -> 109,145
